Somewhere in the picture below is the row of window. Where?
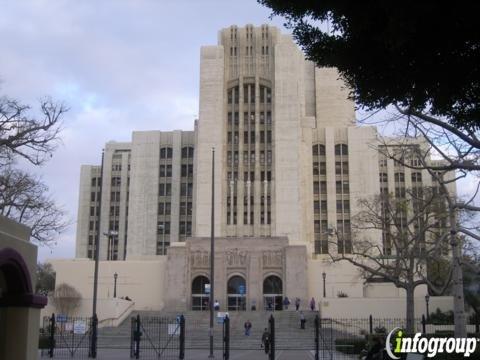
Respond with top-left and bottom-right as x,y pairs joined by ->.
159,164 -> 194,177
158,182 -> 193,197
312,144 -> 349,156
227,112 -> 272,126
159,146 -> 194,159
158,202 -> 193,216
227,171 -> 272,181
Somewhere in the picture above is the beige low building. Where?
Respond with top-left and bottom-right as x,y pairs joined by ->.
50,24 -> 454,320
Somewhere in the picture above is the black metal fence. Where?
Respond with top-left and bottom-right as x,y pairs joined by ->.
39,313 -> 93,358
130,314 -> 185,359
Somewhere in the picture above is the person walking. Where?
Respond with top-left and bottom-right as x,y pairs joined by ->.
295,297 -> 300,311
310,297 -> 316,311
261,328 -> 270,354
283,296 -> 290,310
244,320 -> 252,336
300,311 -> 306,329
214,300 -> 220,311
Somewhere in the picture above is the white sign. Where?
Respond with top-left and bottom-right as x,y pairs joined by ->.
204,284 -> 211,294
168,323 -> 180,336
73,320 -> 87,335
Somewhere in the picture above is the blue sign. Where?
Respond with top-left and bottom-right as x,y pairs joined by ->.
56,314 -> 67,323
238,285 -> 245,295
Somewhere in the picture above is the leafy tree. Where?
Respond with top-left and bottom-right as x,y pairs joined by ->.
258,1 -> 480,129
35,262 -> 56,295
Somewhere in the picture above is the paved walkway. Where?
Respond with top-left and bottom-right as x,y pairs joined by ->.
38,348 -> 357,359
39,349 -> 320,359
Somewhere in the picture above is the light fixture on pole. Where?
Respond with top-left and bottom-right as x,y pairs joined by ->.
322,272 -> 327,298
425,294 -> 430,321
113,272 -> 118,298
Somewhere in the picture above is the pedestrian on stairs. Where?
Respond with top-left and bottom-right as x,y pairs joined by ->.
283,296 -> 290,310
295,297 -> 300,311
310,297 -> 316,311
300,311 -> 306,329
214,300 -> 220,311
244,320 -> 252,336
261,328 -> 270,354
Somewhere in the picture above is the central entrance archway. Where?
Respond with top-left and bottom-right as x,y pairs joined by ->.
191,275 -> 210,310
227,275 -> 246,311
263,275 -> 283,311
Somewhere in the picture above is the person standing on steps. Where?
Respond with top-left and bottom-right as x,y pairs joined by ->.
244,319 -> 252,336
283,296 -> 290,310
261,328 -> 270,354
295,297 -> 300,311
300,311 -> 306,329
214,299 -> 220,311
310,297 -> 316,311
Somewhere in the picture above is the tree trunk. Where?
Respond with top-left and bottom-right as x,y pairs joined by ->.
406,287 -> 415,334
451,216 -> 467,337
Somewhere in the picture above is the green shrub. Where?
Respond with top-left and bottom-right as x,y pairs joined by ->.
334,338 -> 366,354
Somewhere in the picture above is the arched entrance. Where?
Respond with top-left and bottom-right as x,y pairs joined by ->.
263,275 -> 283,311
0,247 -> 47,359
191,275 -> 210,310
227,275 -> 246,311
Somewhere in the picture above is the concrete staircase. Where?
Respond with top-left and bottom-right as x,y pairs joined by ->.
97,310 -> 335,351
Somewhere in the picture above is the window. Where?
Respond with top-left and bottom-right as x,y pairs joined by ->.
159,183 -> 171,196
394,172 -> 405,182
157,221 -> 170,234
335,144 -> 348,156
181,164 -> 194,177
180,202 -> 192,216
91,192 -> 96,202
158,202 -> 171,215
336,181 -> 349,194
182,146 -> 194,158
335,162 -> 348,175
180,183 -> 193,197
412,172 -> 422,183
160,165 -> 172,177
90,207 -> 95,216
160,147 -> 173,159
380,173 -> 388,183
111,177 -> 121,186
91,178 -> 97,187
312,144 -> 326,156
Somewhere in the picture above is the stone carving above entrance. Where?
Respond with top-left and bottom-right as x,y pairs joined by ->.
190,251 -> 210,268
262,250 -> 283,268
225,248 -> 248,267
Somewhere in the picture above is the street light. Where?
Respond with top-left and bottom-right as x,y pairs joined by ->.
425,294 -> 430,321
113,273 -> 118,298
322,272 -> 327,297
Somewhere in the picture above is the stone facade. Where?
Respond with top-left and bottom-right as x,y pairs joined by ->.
72,25 -> 455,312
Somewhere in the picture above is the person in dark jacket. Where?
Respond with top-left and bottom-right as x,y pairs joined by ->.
261,328 -> 270,354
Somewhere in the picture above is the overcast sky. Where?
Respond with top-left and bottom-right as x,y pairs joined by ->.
0,0 -> 290,261
1,1 -> 476,262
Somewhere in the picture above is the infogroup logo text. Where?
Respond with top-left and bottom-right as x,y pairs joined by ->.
386,327 -> 478,359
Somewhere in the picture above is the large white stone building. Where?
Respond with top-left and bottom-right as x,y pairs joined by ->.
65,25 -> 454,316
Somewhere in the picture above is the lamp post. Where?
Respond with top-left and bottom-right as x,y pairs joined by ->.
209,148 -> 215,358
113,272 -> 118,298
425,294 -> 430,321
90,149 -> 105,359
322,272 -> 327,298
